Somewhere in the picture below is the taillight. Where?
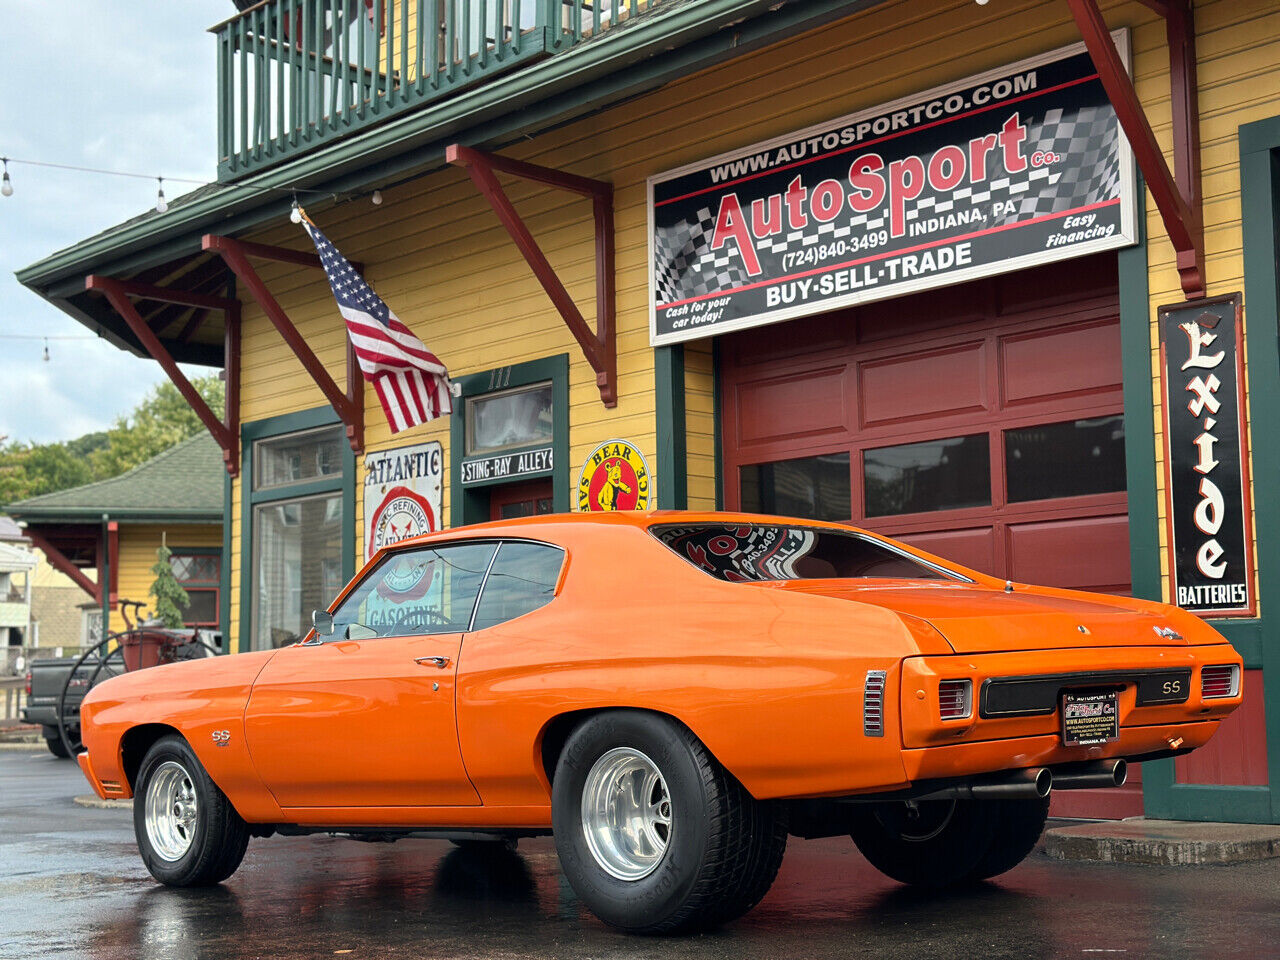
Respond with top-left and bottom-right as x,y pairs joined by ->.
23,671 -> 31,696
1201,664 -> 1239,699
939,679 -> 973,720
863,670 -> 886,737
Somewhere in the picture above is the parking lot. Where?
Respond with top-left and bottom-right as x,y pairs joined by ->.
2,747 -> 1278,960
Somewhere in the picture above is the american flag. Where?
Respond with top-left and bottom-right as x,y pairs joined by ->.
302,217 -> 453,432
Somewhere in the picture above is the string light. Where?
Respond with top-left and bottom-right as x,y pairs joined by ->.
290,199 -> 303,224
155,178 -> 168,213
42,339 -> 50,362
371,189 -> 383,205
1,159 -> 12,197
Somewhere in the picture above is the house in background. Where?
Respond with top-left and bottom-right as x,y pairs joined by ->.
0,518 -> 36,672
5,434 -> 224,640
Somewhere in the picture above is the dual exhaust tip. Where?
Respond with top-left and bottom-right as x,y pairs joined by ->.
920,759 -> 1126,801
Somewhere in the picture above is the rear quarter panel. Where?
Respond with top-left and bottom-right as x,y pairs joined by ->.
456,523 -> 942,804
80,651 -> 284,821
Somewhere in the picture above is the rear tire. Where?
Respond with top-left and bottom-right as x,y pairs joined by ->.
45,736 -> 70,759
133,735 -> 250,886
964,796 -> 1049,881
850,799 -> 996,888
551,710 -> 785,934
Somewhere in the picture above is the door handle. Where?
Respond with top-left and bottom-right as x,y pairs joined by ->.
414,656 -> 451,669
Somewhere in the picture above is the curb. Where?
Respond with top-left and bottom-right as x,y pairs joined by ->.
73,795 -> 132,811
0,741 -> 44,751
1043,818 -> 1280,866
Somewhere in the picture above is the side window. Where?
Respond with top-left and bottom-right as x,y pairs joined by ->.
470,542 -> 564,631
331,542 -> 496,640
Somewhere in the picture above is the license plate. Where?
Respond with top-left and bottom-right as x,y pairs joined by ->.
1061,689 -> 1119,746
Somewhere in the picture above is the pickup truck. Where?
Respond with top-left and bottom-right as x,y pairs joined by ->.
23,631 -> 220,758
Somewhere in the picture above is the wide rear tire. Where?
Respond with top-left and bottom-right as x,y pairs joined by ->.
551,710 -> 785,934
133,735 -> 250,887
850,798 -> 996,888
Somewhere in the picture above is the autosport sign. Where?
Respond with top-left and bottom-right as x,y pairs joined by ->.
647,33 -> 1138,345
1159,294 -> 1255,617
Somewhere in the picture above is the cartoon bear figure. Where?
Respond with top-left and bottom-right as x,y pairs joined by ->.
596,459 -> 633,510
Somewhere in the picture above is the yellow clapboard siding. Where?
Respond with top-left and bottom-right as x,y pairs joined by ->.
107,524 -> 223,636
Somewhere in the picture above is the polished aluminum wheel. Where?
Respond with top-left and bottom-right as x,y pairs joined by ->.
144,761 -> 199,862
580,747 -> 672,881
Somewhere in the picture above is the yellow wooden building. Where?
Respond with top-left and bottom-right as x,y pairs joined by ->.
17,0 -> 1280,821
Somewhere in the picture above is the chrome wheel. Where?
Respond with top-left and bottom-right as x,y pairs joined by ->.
144,761 -> 199,862
580,747 -> 672,881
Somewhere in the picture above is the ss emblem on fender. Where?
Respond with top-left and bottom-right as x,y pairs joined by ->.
211,730 -> 232,747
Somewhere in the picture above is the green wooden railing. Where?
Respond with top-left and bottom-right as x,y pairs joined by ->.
213,0 -> 656,179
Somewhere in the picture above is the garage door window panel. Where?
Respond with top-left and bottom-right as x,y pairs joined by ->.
331,542 -> 497,640
740,453 -> 852,523
1005,416 -> 1126,503
863,434 -> 992,518
470,541 -> 564,631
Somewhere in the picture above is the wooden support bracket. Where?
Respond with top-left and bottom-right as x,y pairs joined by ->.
25,528 -> 101,602
203,235 -> 365,454
86,275 -> 241,476
1066,0 -> 1205,298
446,144 -> 617,408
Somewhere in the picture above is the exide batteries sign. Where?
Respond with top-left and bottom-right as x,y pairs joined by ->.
647,34 -> 1139,345
1159,294 -> 1255,617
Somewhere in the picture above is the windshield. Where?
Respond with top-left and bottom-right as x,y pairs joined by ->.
651,523 -> 959,583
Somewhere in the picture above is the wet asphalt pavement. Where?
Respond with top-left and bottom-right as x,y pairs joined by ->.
2,748 -> 1278,960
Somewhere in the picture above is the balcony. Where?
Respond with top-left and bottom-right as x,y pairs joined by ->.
214,0 -> 654,179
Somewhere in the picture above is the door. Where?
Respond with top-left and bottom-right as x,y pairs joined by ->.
490,479 -> 555,521
244,540 -> 496,809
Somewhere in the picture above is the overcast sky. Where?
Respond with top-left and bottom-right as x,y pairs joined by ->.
0,1 -> 231,444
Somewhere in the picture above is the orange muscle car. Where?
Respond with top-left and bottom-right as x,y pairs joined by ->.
77,511 -> 1242,933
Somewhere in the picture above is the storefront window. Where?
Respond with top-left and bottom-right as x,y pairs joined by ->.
863,435 -> 991,517
740,453 -> 851,522
1005,416 -> 1126,503
465,382 -> 553,455
251,424 -> 346,650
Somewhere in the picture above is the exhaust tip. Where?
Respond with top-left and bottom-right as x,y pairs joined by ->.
1112,759 -> 1128,787
1034,767 -> 1053,798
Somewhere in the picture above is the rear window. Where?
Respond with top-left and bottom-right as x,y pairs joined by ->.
651,523 -> 959,583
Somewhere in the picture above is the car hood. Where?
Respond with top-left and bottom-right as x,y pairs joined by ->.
746,579 -> 1203,654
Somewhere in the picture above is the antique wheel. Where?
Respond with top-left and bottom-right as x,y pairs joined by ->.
551,710 -> 785,934
133,735 -> 250,886
964,796 -> 1050,881
850,799 -> 997,888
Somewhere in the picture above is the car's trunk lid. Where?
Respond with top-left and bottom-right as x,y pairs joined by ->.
747,579 -> 1181,654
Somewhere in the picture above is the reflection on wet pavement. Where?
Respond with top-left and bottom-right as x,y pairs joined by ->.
3,750 -> 1278,960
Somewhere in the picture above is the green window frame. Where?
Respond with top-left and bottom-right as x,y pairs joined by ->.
237,407 -> 356,654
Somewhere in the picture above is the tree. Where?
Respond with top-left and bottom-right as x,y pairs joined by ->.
148,541 -> 190,629
0,375 -> 225,505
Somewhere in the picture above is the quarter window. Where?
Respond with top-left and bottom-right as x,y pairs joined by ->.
331,542 -> 497,640
470,542 -> 564,631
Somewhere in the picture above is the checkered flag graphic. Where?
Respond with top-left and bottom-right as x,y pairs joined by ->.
653,206 -> 754,305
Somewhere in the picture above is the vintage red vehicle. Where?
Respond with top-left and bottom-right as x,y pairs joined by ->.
76,512 -> 1242,933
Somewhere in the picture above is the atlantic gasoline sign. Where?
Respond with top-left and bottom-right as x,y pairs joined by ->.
647,33 -> 1138,345
363,441 -> 444,561
578,440 -> 651,512
1159,293 -> 1254,617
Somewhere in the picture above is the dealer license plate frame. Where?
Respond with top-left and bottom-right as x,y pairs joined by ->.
1060,688 -> 1120,747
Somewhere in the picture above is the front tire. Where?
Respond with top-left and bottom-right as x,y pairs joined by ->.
133,735 -> 250,886
850,799 -> 996,888
551,711 -> 785,934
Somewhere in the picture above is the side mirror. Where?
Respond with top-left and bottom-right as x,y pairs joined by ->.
312,610 -> 334,636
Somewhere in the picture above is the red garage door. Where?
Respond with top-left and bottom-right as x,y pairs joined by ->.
720,255 -> 1140,817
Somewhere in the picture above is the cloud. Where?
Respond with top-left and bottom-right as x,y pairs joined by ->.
0,0 -> 230,444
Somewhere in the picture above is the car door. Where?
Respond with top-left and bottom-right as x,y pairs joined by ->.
244,540 -> 497,809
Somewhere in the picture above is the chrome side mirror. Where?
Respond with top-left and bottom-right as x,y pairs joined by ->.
312,610 -> 334,636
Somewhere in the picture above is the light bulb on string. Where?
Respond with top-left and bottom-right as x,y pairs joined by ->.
1,159 -> 12,198
42,339 -> 50,362
155,177 -> 168,213
371,189 -> 383,206
290,199 -> 303,224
